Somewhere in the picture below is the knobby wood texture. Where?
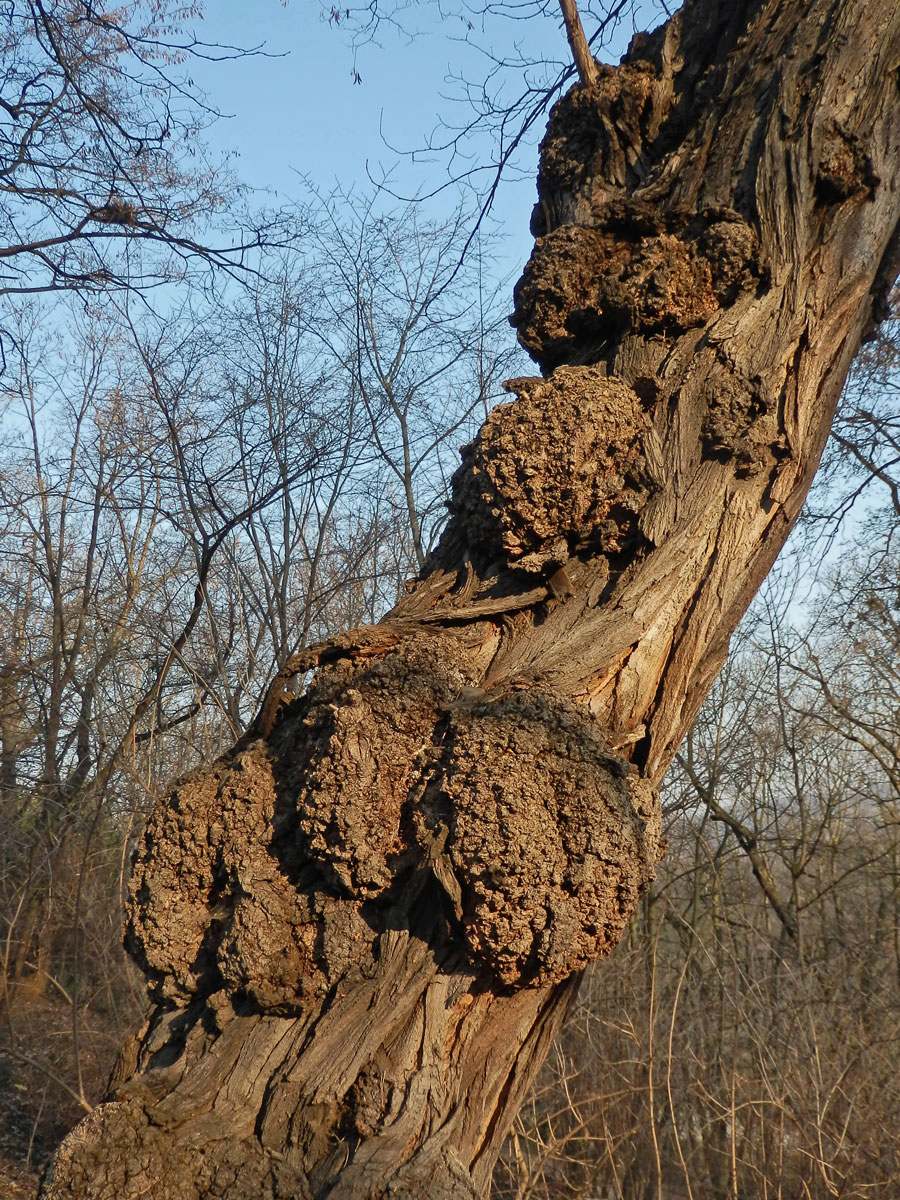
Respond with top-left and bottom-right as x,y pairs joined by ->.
41,1 -> 900,1196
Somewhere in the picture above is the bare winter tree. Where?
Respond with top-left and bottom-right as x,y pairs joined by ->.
39,0 -> 900,1196
0,0 -> 286,303
303,195 -> 519,574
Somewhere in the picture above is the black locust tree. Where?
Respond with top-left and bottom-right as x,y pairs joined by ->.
40,0 -> 900,1195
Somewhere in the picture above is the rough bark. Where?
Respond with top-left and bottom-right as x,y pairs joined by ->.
41,0 -> 900,1196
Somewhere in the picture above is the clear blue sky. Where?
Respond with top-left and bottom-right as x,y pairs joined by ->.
189,2 -> 652,275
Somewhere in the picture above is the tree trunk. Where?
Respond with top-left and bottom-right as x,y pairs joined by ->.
41,0 -> 900,1195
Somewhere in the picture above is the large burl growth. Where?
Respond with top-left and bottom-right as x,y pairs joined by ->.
131,632 -> 658,1006
42,0 -> 900,1197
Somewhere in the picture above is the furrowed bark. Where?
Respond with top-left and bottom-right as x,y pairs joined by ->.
41,0 -> 900,1196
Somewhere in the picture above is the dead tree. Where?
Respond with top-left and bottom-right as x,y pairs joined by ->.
40,0 -> 900,1195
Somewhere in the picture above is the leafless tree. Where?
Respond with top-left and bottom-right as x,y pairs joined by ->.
304,194 -> 521,571
0,0 -> 290,305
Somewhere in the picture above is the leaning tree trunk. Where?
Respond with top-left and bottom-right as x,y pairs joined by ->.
42,0 -> 900,1196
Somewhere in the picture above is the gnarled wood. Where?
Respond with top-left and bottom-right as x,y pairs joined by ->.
41,0 -> 900,1196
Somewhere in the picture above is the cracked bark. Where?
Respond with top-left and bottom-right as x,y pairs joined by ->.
41,0 -> 900,1196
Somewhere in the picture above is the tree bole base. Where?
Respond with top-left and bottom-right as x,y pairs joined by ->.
43,963 -> 581,1199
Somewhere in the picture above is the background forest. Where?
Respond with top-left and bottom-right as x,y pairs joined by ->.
2,1 -> 900,1198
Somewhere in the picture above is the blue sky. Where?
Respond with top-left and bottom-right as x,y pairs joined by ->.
189,2 -> 652,276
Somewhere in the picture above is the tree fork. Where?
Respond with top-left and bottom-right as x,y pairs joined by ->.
41,0 -> 900,1196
